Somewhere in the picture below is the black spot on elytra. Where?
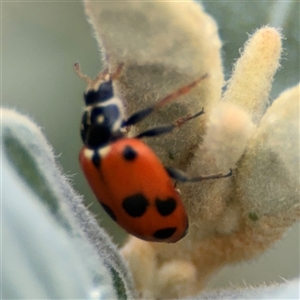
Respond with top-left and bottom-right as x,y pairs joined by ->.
155,198 -> 177,216
100,202 -> 116,221
122,193 -> 149,217
92,151 -> 101,168
153,228 -> 177,240
123,145 -> 137,161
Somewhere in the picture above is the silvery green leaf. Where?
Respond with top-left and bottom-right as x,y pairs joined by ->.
1,108 -> 135,299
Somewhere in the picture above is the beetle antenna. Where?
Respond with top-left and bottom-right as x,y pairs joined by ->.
74,62 -> 93,84
110,63 -> 124,80
155,73 -> 209,109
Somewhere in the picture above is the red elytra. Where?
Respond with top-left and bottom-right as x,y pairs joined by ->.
80,138 -> 188,242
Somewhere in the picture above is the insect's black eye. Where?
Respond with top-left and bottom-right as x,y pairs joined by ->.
98,81 -> 113,101
84,81 -> 114,105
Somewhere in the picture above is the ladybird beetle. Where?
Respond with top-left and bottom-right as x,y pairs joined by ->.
75,63 -> 232,243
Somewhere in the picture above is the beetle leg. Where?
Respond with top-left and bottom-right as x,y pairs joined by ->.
124,74 -> 208,127
165,167 -> 233,182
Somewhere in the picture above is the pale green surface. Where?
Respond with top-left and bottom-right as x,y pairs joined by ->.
2,107 -> 136,298
2,114 -> 118,299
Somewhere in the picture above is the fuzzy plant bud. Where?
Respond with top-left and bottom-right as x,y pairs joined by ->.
82,1 -> 299,299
